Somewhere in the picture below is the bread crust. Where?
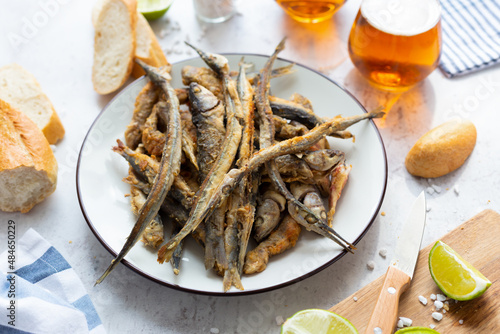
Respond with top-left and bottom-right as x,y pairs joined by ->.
92,0 -> 137,94
0,99 -> 58,213
405,119 -> 477,178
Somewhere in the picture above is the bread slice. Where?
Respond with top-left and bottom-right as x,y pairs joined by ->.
92,0 -> 137,94
0,99 -> 58,213
0,64 -> 65,144
131,12 -> 170,78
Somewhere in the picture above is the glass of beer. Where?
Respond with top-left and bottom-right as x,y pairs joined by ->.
348,0 -> 442,91
276,0 -> 347,23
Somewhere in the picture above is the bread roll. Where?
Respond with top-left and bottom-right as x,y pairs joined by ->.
92,0 -> 137,94
131,12 -> 170,78
0,63 -> 65,144
0,99 -> 58,213
405,119 -> 477,178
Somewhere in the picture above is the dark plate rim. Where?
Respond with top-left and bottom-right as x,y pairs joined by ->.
76,53 -> 388,296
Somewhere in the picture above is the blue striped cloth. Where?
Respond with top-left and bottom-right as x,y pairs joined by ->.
440,0 -> 500,77
0,229 -> 105,334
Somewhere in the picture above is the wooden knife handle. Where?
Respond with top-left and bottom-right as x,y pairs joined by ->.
364,266 -> 411,334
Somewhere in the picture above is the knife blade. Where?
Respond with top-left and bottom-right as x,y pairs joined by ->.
364,191 -> 426,334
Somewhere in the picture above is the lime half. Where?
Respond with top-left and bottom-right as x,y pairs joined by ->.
138,0 -> 173,20
281,309 -> 358,334
429,241 -> 492,301
395,327 -> 441,334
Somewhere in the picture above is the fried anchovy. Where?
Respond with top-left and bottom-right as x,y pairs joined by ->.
328,160 -> 351,227
291,182 -> 327,223
302,149 -> 345,171
95,60 -> 182,285
246,63 -> 295,85
158,45 -> 243,265
244,214 -> 301,274
170,225 -> 184,275
254,187 -> 286,242
179,108 -> 199,170
130,186 -> 164,248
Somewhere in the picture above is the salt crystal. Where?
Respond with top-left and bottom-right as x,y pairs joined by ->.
432,312 -> 443,321
373,327 -> 382,334
426,205 -> 432,212
430,294 -> 437,300
418,295 -> 428,305
210,328 -> 219,334
437,294 -> 447,302
442,309 -> 446,314
353,297 -> 358,302
400,317 -> 412,327
434,300 -> 444,310
275,316 -> 284,326
397,320 -> 403,328
50,145 -> 57,152
379,248 -> 387,258
459,319 -> 464,325
432,184 -> 442,193
429,324 -> 436,329
367,261 -> 375,270
426,187 -> 435,195
454,184 -> 460,195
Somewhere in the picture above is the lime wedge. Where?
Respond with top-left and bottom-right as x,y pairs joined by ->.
138,0 -> 173,20
395,327 -> 441,334
281,309 -> 358,334
429,241 -> 492,301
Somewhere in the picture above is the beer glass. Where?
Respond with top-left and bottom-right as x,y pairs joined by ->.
348,0 -> 442,91
276,0 -> 346,23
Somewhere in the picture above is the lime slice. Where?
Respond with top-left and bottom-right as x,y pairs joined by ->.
429,241 -> 492,301
281,309 -> 358,334
138,0 -> 173,20
395,327 -> 441,334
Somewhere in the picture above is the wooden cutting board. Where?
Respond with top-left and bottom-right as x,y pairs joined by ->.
329,209 -> 500,333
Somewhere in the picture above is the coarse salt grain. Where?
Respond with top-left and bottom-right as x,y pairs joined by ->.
373,327 -> 382,334
426,205 -> 432,212
397,320 -> 403,328
367,261 -> 375,270
275,316 -> 284,326
419,295 -> 428,305
429,324 -> 436,329
210,328 -> 219,334
434,300 -> 444,310
426,187 -> 435,195
432,312 -> 443,321
459,319 -> 464,325
432,184 -> 442,193
442,309 -> 446,314
430,294 -> 437,301
454,184 -> 460,195
437,294 -> 447,302
379,248 -> 387,258
50,145 -> 57,152
353,296 -> 358,302
400,317 -> 412,327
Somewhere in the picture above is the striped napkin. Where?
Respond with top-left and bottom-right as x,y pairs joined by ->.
0,229 -> 105,334
440,0 -> 500,78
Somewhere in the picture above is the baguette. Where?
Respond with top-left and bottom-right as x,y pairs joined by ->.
0,99 -> 58,213
405,119 -> 477,178
92,0 -> 137,94
131,12 -> 170,78
0,64 -> 65,144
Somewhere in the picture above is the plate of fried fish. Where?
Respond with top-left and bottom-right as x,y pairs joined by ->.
77,46 -> 387,295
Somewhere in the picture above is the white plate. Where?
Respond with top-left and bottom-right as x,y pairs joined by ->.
77,54 -> 387,295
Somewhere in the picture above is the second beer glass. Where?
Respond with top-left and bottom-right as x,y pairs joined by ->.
348,0 -> 442,91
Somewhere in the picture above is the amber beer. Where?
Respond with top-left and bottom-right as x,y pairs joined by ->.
276,0 -> 346,23
348,0 -> 441,90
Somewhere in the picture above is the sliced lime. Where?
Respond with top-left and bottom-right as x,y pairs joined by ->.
429,241 -> 492,301
395,327 -> 441,334
281,309 -> 358,334
138,0 -> 173,20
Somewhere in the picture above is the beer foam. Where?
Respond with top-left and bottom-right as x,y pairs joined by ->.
361,0 -> 441,36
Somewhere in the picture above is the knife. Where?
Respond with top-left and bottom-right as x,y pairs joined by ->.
365,191 -> 426,334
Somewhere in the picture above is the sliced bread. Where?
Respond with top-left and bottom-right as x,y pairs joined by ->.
92,0 -> 137,94
131,12 -> 170,78
0,99 -> 58,213
0,64 -> 65,144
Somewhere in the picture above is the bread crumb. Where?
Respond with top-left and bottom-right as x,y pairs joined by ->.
443,303 -> 449,311
381,211 -> 386,216
432,312 -> 443,321
366,261 -> 375,270
69,241 -> 72,244
379,248 -> 387,258
459,319 -> 464,325
426,187 -> 435,195
418,295 -> 428,305
275,316 -> 284,326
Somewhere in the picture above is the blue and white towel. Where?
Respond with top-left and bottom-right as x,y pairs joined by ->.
0,229 -> 105,334
440,0 -> 500,77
